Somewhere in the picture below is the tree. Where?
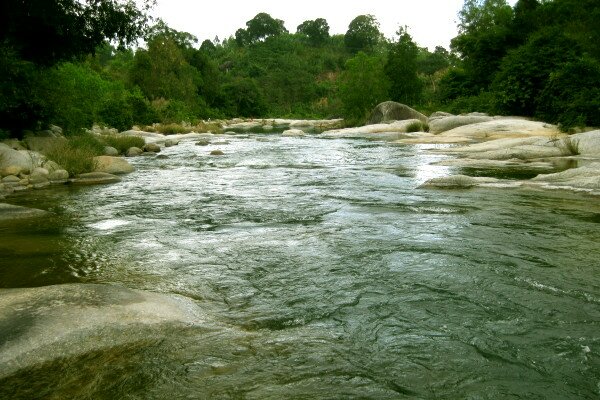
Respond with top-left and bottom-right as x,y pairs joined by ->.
297,18 -> 330,46
451,0 -> 514,90
0,0 -> 151,137
130,36 -> 199,103
385,27 -> 423,105
491,28 -> 581,116
0,0 -> 151,65
344,15 -> 381,54
339,52 -> 390,123
535,57 -> 600,128
236,13 -> 288,46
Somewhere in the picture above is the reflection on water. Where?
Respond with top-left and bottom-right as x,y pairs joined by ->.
1,135 -> 599,399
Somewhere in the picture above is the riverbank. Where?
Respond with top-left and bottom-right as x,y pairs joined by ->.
2,112 -> 600,207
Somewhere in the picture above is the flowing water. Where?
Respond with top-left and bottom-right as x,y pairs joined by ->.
0,134 -> 599,399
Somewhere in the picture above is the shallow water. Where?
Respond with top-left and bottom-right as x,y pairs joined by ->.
1,135 -> 599,399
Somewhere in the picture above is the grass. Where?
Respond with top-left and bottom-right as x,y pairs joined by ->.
100,135 -> 145,154
553,135 -> 581,156
142,121 -> 223,135
405,121 -> 430,133
43,134 -> 103,176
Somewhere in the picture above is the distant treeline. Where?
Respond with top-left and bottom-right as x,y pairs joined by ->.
1,0 -> 598,139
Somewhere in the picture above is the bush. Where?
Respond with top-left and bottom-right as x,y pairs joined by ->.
535,57 -> 600,129
100,134 -> 145,154
406,121 -> 429,133
43,134 -> 104,176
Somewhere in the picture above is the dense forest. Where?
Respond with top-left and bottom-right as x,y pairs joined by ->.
1,0 -> 599,139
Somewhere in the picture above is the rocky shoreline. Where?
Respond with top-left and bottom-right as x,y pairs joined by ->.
2,108 -> 599,215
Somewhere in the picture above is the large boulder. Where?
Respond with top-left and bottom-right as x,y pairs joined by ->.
126,147 -> 143,157
531,163 -> 600,190
428,115 -> 495,134
0,144 -> 33,176
570,130 -> 600,157
93,156 -> 135,175
23,136 -> 66,153
0,283 -> 206,378
440,119 -> 559,140
143,143 -> 161,153
367,101 -> 428,125
321,119 -> 426,140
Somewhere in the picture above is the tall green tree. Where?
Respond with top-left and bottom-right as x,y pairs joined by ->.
339,52 -> 390,123
0,0 -> 151,137
297,18 -> 330,46
451,0 -> 514,90
385,27 -> 423,105
235,13 -> 288,46
344,15 -> 381,54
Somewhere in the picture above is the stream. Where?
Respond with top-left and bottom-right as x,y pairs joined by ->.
1,134 -> 599,399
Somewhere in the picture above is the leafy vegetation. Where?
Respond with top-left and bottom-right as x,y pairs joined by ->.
0,0 -> 598,140
43,135 -> 103,176
100,135 -> 145,154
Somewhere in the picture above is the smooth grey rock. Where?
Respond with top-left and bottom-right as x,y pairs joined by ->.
282,129 -> 305,137
428,115 -> 494,134
165,139 -> 179,147
143,143 -> 161,153
126,147 -> 143,157
367,101 -> 428,125
0,283 -> 208,378
0,203 -> 49,221
49,169 -> 69,182
0,144 -> 33,176
93,156 -> 135,175
73,172 -> 121,185
104,146 -> 119,156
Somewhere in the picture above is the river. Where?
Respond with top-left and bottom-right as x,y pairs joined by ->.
1,134 -> 599,399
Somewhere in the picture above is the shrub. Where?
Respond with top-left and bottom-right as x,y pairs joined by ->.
100,135 -> 145,154
405,121 -> 429,133
535,57 -> 600,129
43,134 -> 104,176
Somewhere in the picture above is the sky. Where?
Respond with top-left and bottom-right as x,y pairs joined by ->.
150,0 -> 518,51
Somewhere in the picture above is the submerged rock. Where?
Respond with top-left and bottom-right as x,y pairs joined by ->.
0,203 -> 49,221
367,101 -> 428,124
72,172 -> 121,185
210,150 -> 225,156
282,129 -> 305,137
0,283 -> 208,378
419,175 -> 499,189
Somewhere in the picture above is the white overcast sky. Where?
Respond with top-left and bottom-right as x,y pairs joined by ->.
149,0 -> 517,50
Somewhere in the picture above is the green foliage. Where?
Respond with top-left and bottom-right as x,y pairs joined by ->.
235,13 -> 288,46
297,19 -> 330,46
219,78 -> 267,117
100,135 -> 145,154
536,57 -> 600,129
339,52 -> 390,125
451,0 -> 514,90
0,0 -> 151,65
491,29 -> 580,116
43,134 -> 104,176
0,45 -> 48,137
406,121 -> 429,133
385,27 -> 423,105
344,15 -> 381,54
130,37 -> 199,102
